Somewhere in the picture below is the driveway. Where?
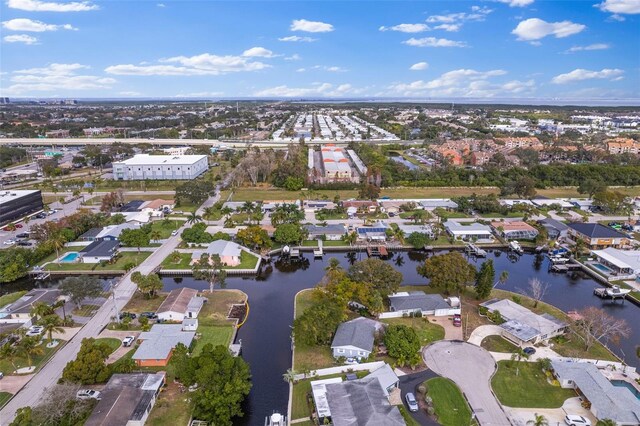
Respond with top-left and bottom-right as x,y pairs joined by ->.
398,370 -> 440,426
429,316 -> 463,340
0,374 -> 33,395
505,397 -> 596,426
423,340 -> 511,426
467,324 -> 504,346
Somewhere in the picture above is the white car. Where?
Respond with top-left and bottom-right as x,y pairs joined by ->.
565,415 -> 591,426
405,392 -> 419,412
171,230 -> 178,236
122,336 -> 135,347
25,325 -> 44,336
3,239 -> 15,245
76,389 -> 101,400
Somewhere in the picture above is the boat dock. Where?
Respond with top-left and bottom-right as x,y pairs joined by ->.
289,247 -> 301,259
366,245 -> 388,257
593,287 -> 628,301
313,240 -> 323,258
550,263 -> 581,273
465,243 -> 487,257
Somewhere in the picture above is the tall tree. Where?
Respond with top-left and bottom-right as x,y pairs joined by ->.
384,324 -> 422,368
61,338 -> 112,384
40,314 -> 64,344
348,258 -> 403,297
417,252 -> 476,294
18,336 -> 45,368
573,307 -> 631,350
59,276 -> 103,308
475,259 -> 495,299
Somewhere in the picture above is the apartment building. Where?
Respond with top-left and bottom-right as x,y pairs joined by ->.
606,138 -> 640,154
112,154 -> 209,180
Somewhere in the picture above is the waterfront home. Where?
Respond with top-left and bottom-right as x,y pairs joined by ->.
491,221 -> 539,240
567,223 -> 631,249
0,289 -> 61,323
590,247 -> 640,280
480,298 -> 567,345
156,288 -> 205,322
79,239 -> 120,264
132,324 -> 195,367
85,372 -> 165,426
304,224 -> 346,241
396,224 -> 435,239
538,218 -> 569,240
325,375 -> 405,426
418,199 -> 458,211
384,292 -> 460,317
331,317 -> 383,361
95,222 -> 141,241
444,220 -> 494,242
191,240 -> 246,266
311,377 -> 344,424
356,222 -> 389,242
551,360 -> 640,426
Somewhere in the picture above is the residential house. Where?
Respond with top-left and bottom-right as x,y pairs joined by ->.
156,288 -> 206,322
325,375 -> 405,426
396,224 -> 435,239
342,200 -> 378,214
85,372 -> 166,426
385,292 -> 460,317
418,199 -> 459,211
538,218 -> 569,240
78,227 -> 102,242
182,318 -> 198,331
491,221 -> 539,240
606,137 -> 640,155
444,221 -> 494,242
471,151 -> 492,167
567,223 -> 631,249
356,223 -> 389,242
480,298 -> 567,345
367,363 -> 400,396
132,324 -> 195,367
331,317 -> 383,361
79,240 -> 120,264
140,199 -> 175,213
120,200 -> 146,212
221,201 -> 246,212
551,360 -> 640,426
191,240 -> 249,267
590,247 -> 640,280
95,223 -> 141,240
530,198 -> 574,209
0,289 -> 61,323
304,224 -> 346,241
303,200 -> 336,211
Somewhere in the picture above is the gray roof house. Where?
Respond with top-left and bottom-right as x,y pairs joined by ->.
191,240 -> 251,267
0,289 -> 61,321
85,372 -> 165,426
387,292 -> 456,317
133,324 -> 195,366
418,199 -> 458,211
79,239 -> 120,264
331,317 -> 383,361
538,218 -> 569,240
95,222 -> 141,240
304,224 -> 346,240
481,298 -> 567,345
367,364 -> 399,397
551,360 -> 640,425
325,375 -> 405,426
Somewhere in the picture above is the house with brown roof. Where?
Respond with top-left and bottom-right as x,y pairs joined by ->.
155,288 -> 206,322
141,199 -> 175,211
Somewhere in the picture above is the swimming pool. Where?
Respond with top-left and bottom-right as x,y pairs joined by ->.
592,263 -> 613,274
611,379 -> 640,399
60,252 -> 79,263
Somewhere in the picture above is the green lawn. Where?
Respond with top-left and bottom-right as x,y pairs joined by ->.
492,360 -> 576,408
0,291 -> 26,309
398,405 -> 420,426
45,251 -> 152,271
95,337 -> 122,355
149,220 -> 180,239
192,326 -> 234,356
0,338 -> 65,375
434,208 -> 469,219
293,289 -> 336,371
426,377 -> 472,426
291,372 -> 368,420
173,202 -> 199,214
227,251 -> 260,270
146,382 -> 193,426
123,292 -> 168,314
161,252 -> 192,269
381,317 -> 445,346
0,392 -> 12,408
478,212 -> 525,218
481,335 -> 518,353
315,210 -> 348,220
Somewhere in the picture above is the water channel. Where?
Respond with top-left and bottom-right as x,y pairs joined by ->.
3,250 -> 639,426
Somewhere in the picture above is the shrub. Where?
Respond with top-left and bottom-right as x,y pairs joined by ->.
427,407 -> 435,416
511,295 -> 522,304
417,384 -> 427,394
478,306 -> 489,316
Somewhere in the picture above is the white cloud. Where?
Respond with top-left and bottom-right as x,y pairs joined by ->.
564,43 -> 610,53
551,68 -> 624,84
3,34 -> 38,44
512,18 -> 586,41
387,69 -> 535,97
426,7 -> 492,28
2,18 -> 76,32
409,62 -> 429,71
156,3 -> 165,7
403,37 -> 467,47
6,0 -> 98,12
278,35 -> 317,42
434,24 -> 461,32
494,0 -> 535,7
242,47 -> 275,58
3,63 -> 115,95
290,19 -> 334,33
296,68 -> 306,72
119,91 -> 141,96
105,53 -> 270,76
309,65 -> 347,72
379,23 -> 430,33
597,0 -> 640,14
284,54 -> 301,61
254,82 -> 358,97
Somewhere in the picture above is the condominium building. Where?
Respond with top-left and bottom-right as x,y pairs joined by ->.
112,154 -> 209,180
321,146 -> 352,179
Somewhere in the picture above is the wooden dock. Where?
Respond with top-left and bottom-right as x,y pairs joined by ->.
550,263 -> 581,273
465,243 -> 487,257
366,246 -> 388,257
313,240 -> 324,258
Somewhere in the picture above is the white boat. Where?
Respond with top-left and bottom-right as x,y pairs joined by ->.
265,412 -> 287,426
549,255 -> 569,264
606,285 -> 631,297
509,240 -> 523,254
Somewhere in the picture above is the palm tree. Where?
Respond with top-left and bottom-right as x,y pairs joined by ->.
30,302 -> 54,322
527,414 -> 549,426
494,271 -> 509,288
203,206 -> 216,220
18,336 -> 44,368
241,201 -> 255,214
325,257 -> 342,273
220,206 -> 233,220
343,232 -> 357,247
511,348 -> 530,376
595,419 -> 617,426
41,315 -> 64,344
51,236 -> 65,266
53,300 -> 69,325
162,217 -> 172,228
186,212 -> 202,225
0,343 -> 18,372
150,230 -> 162,243
282,368 -> 298,383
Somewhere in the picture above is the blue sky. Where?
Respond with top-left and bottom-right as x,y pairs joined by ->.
0,0 -> 638,99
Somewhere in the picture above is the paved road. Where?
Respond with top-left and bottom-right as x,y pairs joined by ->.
398,370 -> 440,426
423,340 -> 511,426
0,224 -> 186,425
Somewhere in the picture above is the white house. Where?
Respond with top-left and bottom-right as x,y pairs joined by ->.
331,317 -> 384,361
444,221 -> 494,242
156,288 -> 206,322
382,292 -> 460,318
590,247 -> 640,279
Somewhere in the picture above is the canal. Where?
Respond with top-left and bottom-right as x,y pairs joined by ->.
3,250 -> 639,425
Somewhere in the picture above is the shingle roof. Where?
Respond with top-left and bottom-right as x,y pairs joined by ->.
325,376 -> 405,426
133,324 -> 195,360
1,289 -> 61,315
156,288 -> 198,315
538,218 -> 569,231
331,318 -> 381,352
567,223 -> 628,239
191,240 -> 244,261
79,239 -> 120,257
367,364 -> 399,396
388,292 -> 450,312
304,224 -> 346,235
552,361 -> 640,424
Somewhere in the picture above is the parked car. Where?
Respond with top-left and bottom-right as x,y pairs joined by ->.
16,233 -> 29,239
26,325 -> 44,336
523,347 -> 536,356
140,311 -> 157,319
14,223 -> 23,228
35,213 -> 47,219
405,392 -> 419,412
119,312 -> 137,320
76,389 -> 101,400
17,241 -> 32,246
3,240 -> 16,246
122,336 -> 135,347
0,371 -> 4,380
453,314 -> 462,327
564,415 -> 591,426
171,230 -> 178,236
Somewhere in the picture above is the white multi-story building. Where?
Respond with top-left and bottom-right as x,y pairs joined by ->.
112,154 -> 209,180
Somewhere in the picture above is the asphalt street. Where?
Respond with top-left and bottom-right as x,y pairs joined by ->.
398,370 -> 441,426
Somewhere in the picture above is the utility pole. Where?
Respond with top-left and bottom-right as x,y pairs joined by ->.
111,280 -> 121,324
